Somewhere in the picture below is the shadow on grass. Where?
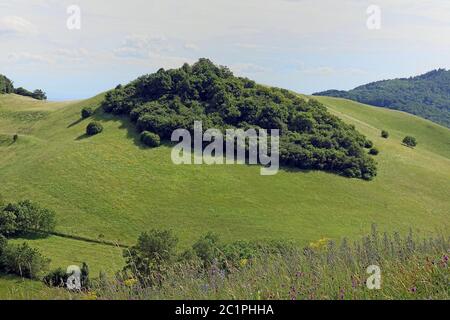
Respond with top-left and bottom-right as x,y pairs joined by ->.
10,232 -> 49,241
77,106 -> 364,181
67,117 -> 84,128
75,133 -> 90,141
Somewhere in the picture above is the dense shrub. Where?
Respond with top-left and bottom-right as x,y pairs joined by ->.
369,148 -> 379,155
86,121 -> 103,136
14,87 -> 47,100
0,200 -> 56,236
364,140 -> 374,149
123,230 -> 178,283
0,242 -> 50,279
81,107 -> 94,119
381,130 -> 389,139
403,136 -> 417,148
314,69 -> 450,128
43,268 -> 68,287
0,75 -> 14,94
140,131 -> 161,148
102,59 -> 377,180
0,235 -> 7,255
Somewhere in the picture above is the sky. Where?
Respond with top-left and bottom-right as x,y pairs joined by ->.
1,0 -> 450,100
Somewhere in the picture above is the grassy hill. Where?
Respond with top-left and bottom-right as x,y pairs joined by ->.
314,69 -> 450,128
0,92 -> 449,296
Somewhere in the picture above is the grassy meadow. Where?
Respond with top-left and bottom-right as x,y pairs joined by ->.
0,93 -> 449,298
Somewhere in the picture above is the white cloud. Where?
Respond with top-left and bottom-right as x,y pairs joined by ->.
0,16 -> 38,35
114,34 -> 170,59
184,43 -> 199,51
8,52 -> 51,64
232,63 -> 268,75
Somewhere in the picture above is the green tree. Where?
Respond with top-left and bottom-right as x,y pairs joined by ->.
81,107 -> 94,119
402,136 -> 417,148
140,131 -> 161,148
123,230 -> 178,284
0,242 -> 50,279
381,130 -> 389,139
86,121 -> 103,136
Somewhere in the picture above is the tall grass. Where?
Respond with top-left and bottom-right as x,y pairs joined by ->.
92,226 -> 449,300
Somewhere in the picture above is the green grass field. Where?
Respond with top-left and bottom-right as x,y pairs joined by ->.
0,93 -> 449,296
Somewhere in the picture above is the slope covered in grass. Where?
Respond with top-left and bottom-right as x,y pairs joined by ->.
0,92 -> 449,279
314,69 -> 450,128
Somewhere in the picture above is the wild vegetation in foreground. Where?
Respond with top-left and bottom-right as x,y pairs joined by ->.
83,226 -> 448,300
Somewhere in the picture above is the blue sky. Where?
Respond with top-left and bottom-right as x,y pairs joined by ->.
1,0 -> 450,100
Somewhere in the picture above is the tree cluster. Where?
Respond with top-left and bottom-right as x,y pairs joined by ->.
102,59 -> 377,180
314,69 -> 450,128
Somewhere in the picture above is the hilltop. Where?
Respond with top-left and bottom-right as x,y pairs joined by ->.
314,69 -> 450,128
102,59 -> 377,180
0,74 -> 47,100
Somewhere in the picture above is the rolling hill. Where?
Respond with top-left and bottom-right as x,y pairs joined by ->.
0,91 -> 449,297
314,69 -> 450,128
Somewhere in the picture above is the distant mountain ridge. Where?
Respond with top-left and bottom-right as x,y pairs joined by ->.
314,69 -> 450,128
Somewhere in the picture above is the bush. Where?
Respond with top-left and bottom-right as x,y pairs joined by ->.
381,130 -> 389,139
140,131 -> 161,148
86,121 -> 103,136
81,107 -> 94,119
193,232 -> 220,266
364,140 -> 374,149
123,230 -> 178,283
0,200 -> 56,236
369,148 -> 379,155
13,134 -> 18,142
44,268 -> 68,287
403,136 -> 417,148
0,242 -> 50,279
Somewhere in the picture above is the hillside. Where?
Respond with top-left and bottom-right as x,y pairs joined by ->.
102,59 -> 377,180
314,69 -> 450,128
0,89 -> 449,294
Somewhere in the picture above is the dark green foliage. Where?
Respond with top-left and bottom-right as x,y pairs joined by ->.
403,136 -> 418,148
0,75 -> 14,94
123,230 -> 178,283
14,87 -> 47,100
0,242 -> 50,279
381,130 -> 389,139
81,107 -> 94,119
364,140 -> 374,149
0,200 -> 56,236
0,235 -> 7,255
369,148 -> 379,155
140,131 -> 161,148
314,69 -> 450,128
86,121 -> 103,136
81,262 -> 91,289
0,74 -> 46,100
192,232 -> 220,266
102,59 -> 377,180
43,268 -> 68,287
31,89 -> 47,100
13,134 -> 18,142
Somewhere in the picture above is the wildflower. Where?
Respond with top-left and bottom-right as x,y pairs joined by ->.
85,291 -> 97,300
239,259 -> 248,268
339,288 -> 345,300
295,271 -> 304,278
410,287 -> 417,293
124,278 -> 137,287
